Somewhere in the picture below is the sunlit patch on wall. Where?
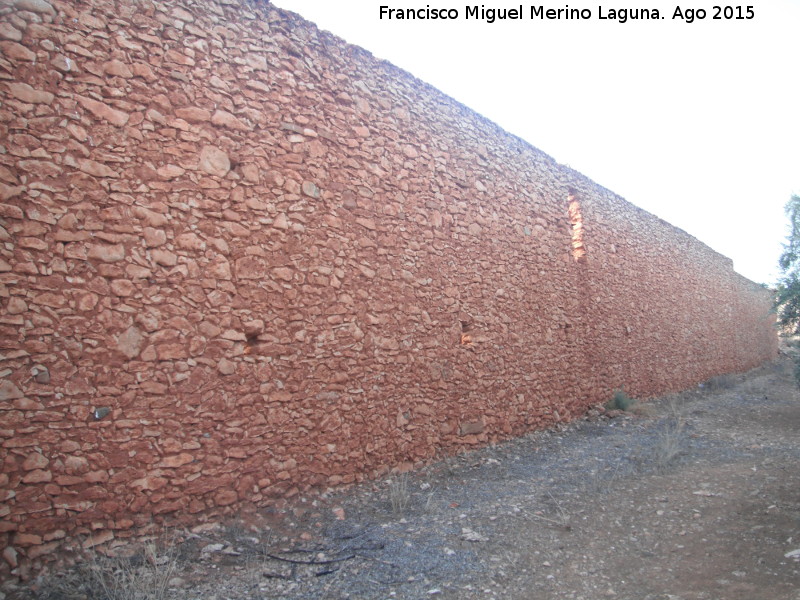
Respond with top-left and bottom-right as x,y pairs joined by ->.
568,192 -> 586,262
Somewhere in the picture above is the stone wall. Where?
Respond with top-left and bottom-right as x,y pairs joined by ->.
0,0 -> 777,577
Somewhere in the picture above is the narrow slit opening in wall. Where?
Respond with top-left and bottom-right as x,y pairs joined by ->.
568,192 -> 586,262
460,320 -> 473,347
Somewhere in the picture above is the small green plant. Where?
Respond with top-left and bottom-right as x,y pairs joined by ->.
605,388 -> 636,411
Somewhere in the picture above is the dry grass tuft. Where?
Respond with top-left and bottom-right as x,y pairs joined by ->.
652,397 -> 688,470
627,401 -> 656,417
35,537 -> 179,600
704,373 -> 737,391
531,491 -> 572,530
389,473 -> 411,514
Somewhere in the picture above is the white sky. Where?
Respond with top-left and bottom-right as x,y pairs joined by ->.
272,0 -> 800,285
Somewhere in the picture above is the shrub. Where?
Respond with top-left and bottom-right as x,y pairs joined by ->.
605,389 -> 636,411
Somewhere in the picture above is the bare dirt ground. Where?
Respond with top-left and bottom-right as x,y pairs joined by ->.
16,356 -> 800,600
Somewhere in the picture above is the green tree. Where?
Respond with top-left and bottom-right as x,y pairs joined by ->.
775,194 -> 800,333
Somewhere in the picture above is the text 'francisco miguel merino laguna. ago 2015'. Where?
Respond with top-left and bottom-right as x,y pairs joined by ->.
378,5 -> 756,23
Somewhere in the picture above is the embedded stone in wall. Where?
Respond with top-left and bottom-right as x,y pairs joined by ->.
78,159 -> 118,178
157,164 -> 185,180
302,181 -> 321,198
0,41 -> 36,61
0,23 -> 23,41
135,207 -> 168,228
0,380 -> 24,401
143,228 -> 167,247
75,95 -> 130,127
117,326 -> 145,359
7,297 -> 26,314
88,244 -> 125,262
14,0 -> 55,15
218,358 -> 236,375
273,267 -> 293,281
152,249 -> 178,266
6,83 -> 54,104
272,213 -> 289,230
212,110 -> 252,131
235,256 -> 267,279
103,59 -> 133,78
459,419 -> 486,436
76,292 -> 99,311
176,107 -> 211,122
22,453 -> 48,471
198,146 -> 230,177
241,163 -> 260,183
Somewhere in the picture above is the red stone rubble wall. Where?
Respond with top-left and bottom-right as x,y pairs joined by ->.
0,0 -> 777,577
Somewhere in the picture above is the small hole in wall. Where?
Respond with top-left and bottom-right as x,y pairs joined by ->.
460,320 -> 474,347
568,192 -> 587,262
243,333 -> 259,355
